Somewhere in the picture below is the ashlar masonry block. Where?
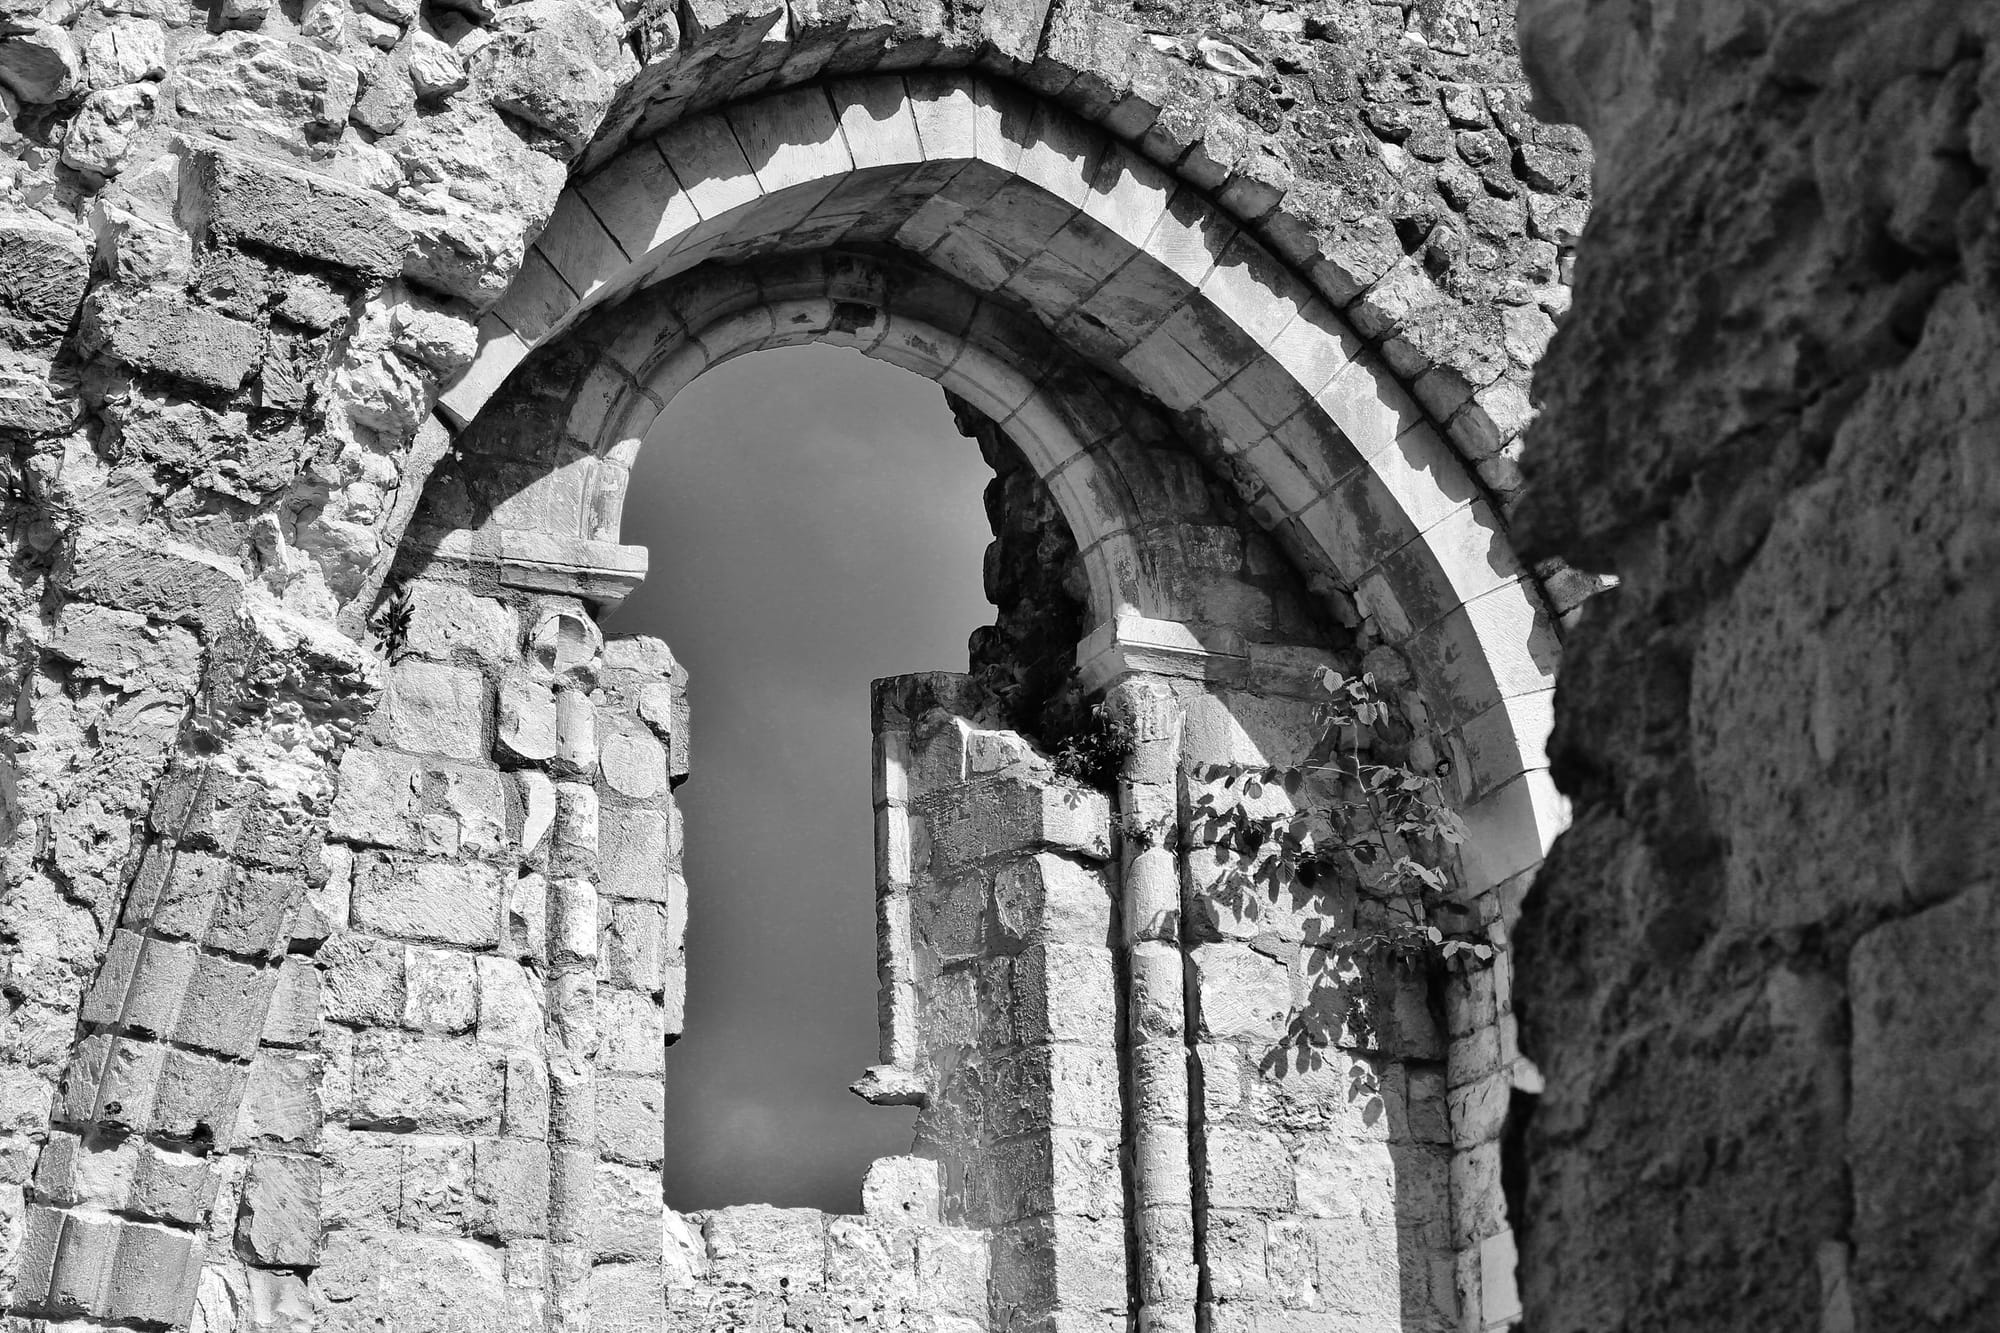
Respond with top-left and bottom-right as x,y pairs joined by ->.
350,852 -> 506,948
597,804 -> 681,903
374,659 -> 490,761
921,778 -> 1111,872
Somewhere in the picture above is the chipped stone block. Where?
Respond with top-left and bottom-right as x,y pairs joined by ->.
600,899 -> 666,995
183,143 -> 409,279
309,1232 -> 518,1331
237,1050 -> 321,1147
373,659 -> 489,760
599,720 -> 667,799
150,1048 -> 249,1145
476,954 -> 546,1051
597,805 -> 678,903
61,528 -> 244,631
403,946 -> 479,1034
594,988 -> 664,1076
862,1155 -> 942,1225
498,673 -> 559,761
923,778 -> 1112,871
402,582 -> 519,664
470,1136 -> 550,1240
1192,942 -> 1291,1043
1012,943 -> 1118,1047
1207,1126 -> 1297,1212
595,1074 -> 665,1168
327,748 -> 509,858
351,852 -> 505,948
262,957 -> 322,1046
400,1134 -> 475,1233
321,1127 -> 403,1230
350,1031 -> 503,1133
175,952 -> 279,1059
319,932 -> 406,1026
237,1153 -> 321,1265
703,1204 -> 827,1292
592,1160 -> 662,1261
46,602 -> 200,692
503,1050 -> 550,1141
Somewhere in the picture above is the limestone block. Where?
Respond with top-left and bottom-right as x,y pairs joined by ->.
321,1127 -> 404,1231
182,143 -> 409,279
600,899 -> 666,994
476,954 -> 547,1050
401,1135 -> 475,1235
862,1155 -> 942,1224
498,673 -> 558,761
595,1074 -> 665,1167
503,1050 -> 551,1140
351,852 -> 505,948
328,748 -> 509,857
237,1051 -> 321,1147
526,605 -> 601,674
1012,943 -> 1118,1047
46,602 -> 200,692
597,805 -> 677,903
175,952 -> 280,1059
470,1136 -> 549,1240
351,1031 -> 503,1132
310,1232 -> 525,1333
1207,1126 -> 1297,1212
237,1153 -> 321,1266
62,528 -> 245,631
703,1205 -> 827,1292
594,988 -> 664,1075
127,1141 -> 222,1226
150,1048 -> 250,1144
923,778 -> 1112,872
1293,1135 -> 1396,1222
402,946 -> 478,1033
261,957 -> 322,1046
507,869 -> 549,963
592,1161 -> 662,1261
319,932 -> 406,1026
599,721 -> 666,799
205,866 -> 303,958
376,659 -> 488,760
169,36 -> 361,153
992,853 -> 1113,944
402,582 -> 518,664
1192,943 -> 1292,1043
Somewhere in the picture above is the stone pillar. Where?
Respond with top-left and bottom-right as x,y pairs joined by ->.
1108,676 -> 1201,1333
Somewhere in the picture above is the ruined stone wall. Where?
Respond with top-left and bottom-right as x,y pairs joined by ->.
1513,2 -> 2000,1329
0,0 -> 1591,1327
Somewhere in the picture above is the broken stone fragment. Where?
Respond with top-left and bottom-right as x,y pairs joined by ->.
0,210 -> 91,339
62,84 -> 158,177
82,19 -> 167,89
46,602 -> 201,692
470,0 -> 629,149
168,33 -> 360,149
0,22 -> 80,104
407,30 -> 467,99
80,287 -> 262,392
216,0 -> 271,30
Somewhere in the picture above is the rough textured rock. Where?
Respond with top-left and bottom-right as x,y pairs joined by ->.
1513,1 -> 2000,1330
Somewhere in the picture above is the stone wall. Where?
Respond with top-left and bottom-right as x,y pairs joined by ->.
0,0 -> 1590,1327
1512,1 -> 2000,1330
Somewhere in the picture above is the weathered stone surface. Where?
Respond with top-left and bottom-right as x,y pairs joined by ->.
470,0 -> 629,149
350,852 -> 505,948
0,211 -> 90,344
184,145 -> 412,282
46,602 -> 200,691
79,290 -> 263,392
311,1232 -> 526,1332
350,1030 -> 503,1132
167,34 -> 359,147
373,659 -> 488,760
59,528 -> 245,629
0,21 -> 78,103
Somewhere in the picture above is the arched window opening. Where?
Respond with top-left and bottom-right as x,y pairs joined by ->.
601,343 -> 1078,1211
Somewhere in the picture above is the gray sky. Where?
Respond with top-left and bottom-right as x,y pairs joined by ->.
601,343 -> 991,1213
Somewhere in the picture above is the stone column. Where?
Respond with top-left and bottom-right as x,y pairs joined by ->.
1107,676 -> 1201,1333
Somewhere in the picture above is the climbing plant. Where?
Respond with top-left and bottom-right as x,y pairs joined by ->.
1184,667 -> 1493,1083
